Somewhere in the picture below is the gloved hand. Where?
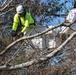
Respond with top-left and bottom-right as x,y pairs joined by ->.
17,32 -> 23,38
11,30 -> 17,37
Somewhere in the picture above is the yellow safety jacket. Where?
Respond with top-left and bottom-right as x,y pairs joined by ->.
12,12 -> 35,33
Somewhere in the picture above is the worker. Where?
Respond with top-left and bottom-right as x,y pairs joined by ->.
12,5 -> 35,37
60,1 -> 76,42
64,1 -> 76,24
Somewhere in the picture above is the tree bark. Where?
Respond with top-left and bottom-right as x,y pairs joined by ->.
0,22 -> 64,56
0,32 -> 76,70
0,21 -> 75,56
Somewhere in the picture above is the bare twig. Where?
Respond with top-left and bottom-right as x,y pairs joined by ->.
0,0 -> 8,7
0,8 -> 14,17
5,42 -> 25,65
0,0 -> 13,11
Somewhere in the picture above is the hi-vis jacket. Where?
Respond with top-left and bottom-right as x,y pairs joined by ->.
12,12 -> 35,33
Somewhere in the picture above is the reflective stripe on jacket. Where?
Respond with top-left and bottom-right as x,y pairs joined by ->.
12,12 -> 35,33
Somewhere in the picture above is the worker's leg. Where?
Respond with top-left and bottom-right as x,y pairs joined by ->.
66,9 -> 76,23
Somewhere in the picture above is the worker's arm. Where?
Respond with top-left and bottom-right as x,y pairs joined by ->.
66,9 -> 76,23
21,12 -> 35,33
12,14 -> 19,37
12,14 -> 19,31
21,20 -> 29,33
21,12 -> 30,33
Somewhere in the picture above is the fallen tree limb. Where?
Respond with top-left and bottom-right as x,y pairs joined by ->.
0,22 -> 64,56
0,32 -> 76,70
0,21 -> 75,56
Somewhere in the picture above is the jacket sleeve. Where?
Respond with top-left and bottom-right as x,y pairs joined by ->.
12,14 -> 19,31
21,12 -> 34,33
21,20 -> 29,33
21,12 -> 30,33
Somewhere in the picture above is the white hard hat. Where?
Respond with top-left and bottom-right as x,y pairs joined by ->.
16,5 -> 24,13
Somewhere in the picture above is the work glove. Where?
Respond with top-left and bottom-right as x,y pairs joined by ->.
17,32 -> 23,38
11,30 -> 17,37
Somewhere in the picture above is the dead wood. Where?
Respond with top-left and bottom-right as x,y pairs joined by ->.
0,31 -> 76,70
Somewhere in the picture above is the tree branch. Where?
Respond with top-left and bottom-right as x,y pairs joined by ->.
0,22 -> 64,56
0,32 -> 76,70
0,20 -> 76,56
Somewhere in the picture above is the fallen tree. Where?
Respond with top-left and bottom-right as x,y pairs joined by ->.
0,20 -> 76,56
0,31 -> 76,70
0,22 -> 64,56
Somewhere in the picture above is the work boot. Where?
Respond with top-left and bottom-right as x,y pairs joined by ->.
63,20 -> 71,25
61,33 -> 67,42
